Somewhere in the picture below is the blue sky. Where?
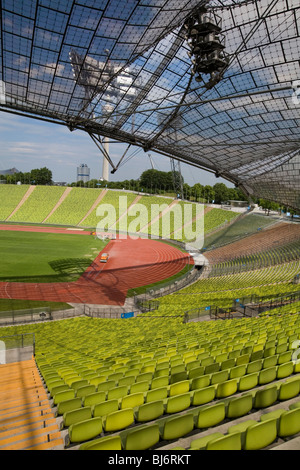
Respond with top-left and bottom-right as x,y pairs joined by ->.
0,110 -> 232,187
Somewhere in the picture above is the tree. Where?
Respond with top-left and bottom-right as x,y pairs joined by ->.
139,169 -> 177,193
213,182 -> 229,204
203,185 -> 215,203
30,167 -> 52,185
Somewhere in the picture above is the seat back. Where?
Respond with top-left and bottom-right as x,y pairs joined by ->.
79,435 -> 122,450
244,419 -> 277,450
206,432 -> 242,450
169,380 -> 190,397
165,393 -> 191,414
63,406 -> 92,428
83,391 -> 106,407
254,385 -> 278,409
136,400 -> 164,423
278,408 -> 300,437
104,408 -> 134,432
226,393 -> 253,419
121,392 -> 145,410
162,413 -> 194,440
197,402 -> 225,429
125,424 -> 160,450
192,385 -> 216,406
92,399 -> 119,417
68,417 -> 103,444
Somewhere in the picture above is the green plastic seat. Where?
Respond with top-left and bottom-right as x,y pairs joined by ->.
279,379 -> 300,401
238,372 -> 258,391
63,406 -> 92,428
220,359 -> 236,371
107,385 -> 129,400
146,387 -> 168,403
135,400 -> 164,423
103,408 -> 134,432
70,379 -> 89,391
190,375 -> 210,390
97,380 -> 116,392
136,372 -> 153,382
229,364 -> 246,379
277,350 -> 292,365
263,347 -> 276,358
188,366 -> 205,379
258,366 -> 277,385
118,376 -> 136,387
247,359 -> 263,374
92,399 -> 119,417
125,424 -> 160,450
192,385 -> 216,406
121,392 -> 145,410
130,381 -> 150,394
151,376 -> 169,389
210,370 -> 229,385
228,419 -> 257,435
254,385 -> 278,409
189,432 -> 223,450
216,379 -> 237,398
236,354 -> 250,366
165,393 -> 191,414
262,355 -> 278,369
250,350 -> 264,361
87,376 -> 106,387
169,380 -> 190,397
53,389 -> 75,405
260,408 -> 285,422
244,419 -> 277,450
278,408 -> 300,437
82,391 -> 106,407
76,385 -> 96,398
56,397 -> 82,416
196,403 -> 225,429
162,413 -> 194,440
50,384 -> 69,397
276,361 -> 294,379
170,371 -> 188,384
206,432 -> 242,450
289,400 -> 300,410
226,393 -> 253,419
205,363 -> 220,374
79,435 -> 122,450
68,417 -> 103,444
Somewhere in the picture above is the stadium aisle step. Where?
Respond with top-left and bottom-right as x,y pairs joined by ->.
0,359 -> 64,450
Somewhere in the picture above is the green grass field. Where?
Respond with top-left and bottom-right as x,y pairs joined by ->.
0,230 -> 108,283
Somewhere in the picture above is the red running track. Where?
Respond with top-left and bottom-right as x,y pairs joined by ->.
0,234 -> 192,306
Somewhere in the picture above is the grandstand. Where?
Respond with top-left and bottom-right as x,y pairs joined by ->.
1,0 -> 300,454
0,184 -> 300,451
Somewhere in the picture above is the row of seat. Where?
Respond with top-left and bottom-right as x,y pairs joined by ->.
41,345 -> 297,406
69,377 -> 300,450
48,355 -> 300,424
186,400 -> 300,450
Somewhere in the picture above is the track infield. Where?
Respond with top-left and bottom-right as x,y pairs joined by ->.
0,225 -> 192,306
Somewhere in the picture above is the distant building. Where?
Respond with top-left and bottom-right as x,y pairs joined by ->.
0,167 -> 20,175
77,164 -> 90,183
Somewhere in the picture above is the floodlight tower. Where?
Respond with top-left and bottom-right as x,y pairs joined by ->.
69,49 -> 137,182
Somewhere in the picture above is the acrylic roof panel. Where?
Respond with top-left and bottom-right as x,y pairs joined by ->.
0,0 -> 299,209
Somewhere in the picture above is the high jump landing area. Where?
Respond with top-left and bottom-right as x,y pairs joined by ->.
0,225 -> 193,306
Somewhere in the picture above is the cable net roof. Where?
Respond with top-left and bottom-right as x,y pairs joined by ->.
0,0 -> 299,209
